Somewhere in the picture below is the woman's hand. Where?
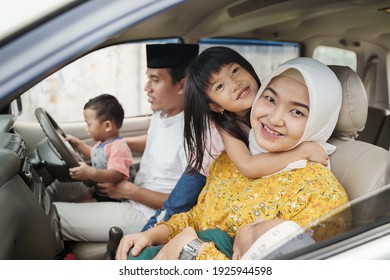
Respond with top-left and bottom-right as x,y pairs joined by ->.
116,225 -> 171,260
153,227 -> 199,260
115,232 -> 151,260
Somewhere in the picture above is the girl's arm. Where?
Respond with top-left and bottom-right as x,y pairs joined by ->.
219,130 -> 328,179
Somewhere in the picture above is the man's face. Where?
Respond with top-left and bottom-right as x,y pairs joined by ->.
144,68 -> 184,117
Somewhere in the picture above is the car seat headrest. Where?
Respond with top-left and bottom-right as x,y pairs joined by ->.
328,65 -> 368,140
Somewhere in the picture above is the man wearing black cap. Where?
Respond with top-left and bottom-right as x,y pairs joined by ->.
53,44 -> 199,243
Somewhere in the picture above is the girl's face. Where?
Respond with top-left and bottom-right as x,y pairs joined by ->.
251,76 -> 309,152
206,63 -> 259,119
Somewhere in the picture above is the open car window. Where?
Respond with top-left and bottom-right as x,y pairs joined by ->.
17,39 -> 180,123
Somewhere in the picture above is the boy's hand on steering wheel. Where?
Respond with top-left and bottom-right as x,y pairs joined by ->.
69,162 -> 93,180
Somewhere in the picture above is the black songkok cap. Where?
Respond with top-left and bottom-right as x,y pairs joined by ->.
146,44 -> 199,68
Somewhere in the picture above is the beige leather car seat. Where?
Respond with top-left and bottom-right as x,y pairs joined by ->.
328,65 -> 388,226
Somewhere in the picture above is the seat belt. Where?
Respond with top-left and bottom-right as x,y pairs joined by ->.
385,148 -> 390,185
363,55 -> 379,107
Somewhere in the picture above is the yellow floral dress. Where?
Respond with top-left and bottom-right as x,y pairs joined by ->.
162,152 -> 351,260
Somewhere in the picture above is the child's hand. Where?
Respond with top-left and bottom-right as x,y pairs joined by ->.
69,162 -> 93,180
66,134 -> 81,149
299,142 -> 328,166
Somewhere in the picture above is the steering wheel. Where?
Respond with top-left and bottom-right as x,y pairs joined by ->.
35,107 -> 81,168
35,108 -> 96,187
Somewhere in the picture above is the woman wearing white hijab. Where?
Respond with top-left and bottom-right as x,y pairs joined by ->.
116,58 -> 351,260
249,57 -> 341,172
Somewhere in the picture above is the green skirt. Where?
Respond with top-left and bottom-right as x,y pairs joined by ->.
128,228 -> 234,260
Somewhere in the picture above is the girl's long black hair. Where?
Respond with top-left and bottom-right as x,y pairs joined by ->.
184,46 -> 261,173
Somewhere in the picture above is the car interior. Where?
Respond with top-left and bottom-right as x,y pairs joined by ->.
1,0 -> 390,260
1,62 -> 388,260
328,65 -> 388,225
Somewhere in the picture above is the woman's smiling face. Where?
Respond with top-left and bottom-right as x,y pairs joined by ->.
251,75 -> 309,152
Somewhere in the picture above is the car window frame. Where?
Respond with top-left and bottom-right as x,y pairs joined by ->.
0,0 -> 183,111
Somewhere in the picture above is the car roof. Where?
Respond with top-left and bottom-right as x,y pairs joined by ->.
1,0 -> 390,109
104,0 -> 390,49
3,0 -> 390,50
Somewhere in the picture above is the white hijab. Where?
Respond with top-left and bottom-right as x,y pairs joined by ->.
248,57 -> 342,174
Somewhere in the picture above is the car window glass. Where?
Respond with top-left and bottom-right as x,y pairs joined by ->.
17,39 -> 180,123
199,38 -> 300,81
17,40 -> 355,124
266,184 -> 390,259
313,46 -> 357,71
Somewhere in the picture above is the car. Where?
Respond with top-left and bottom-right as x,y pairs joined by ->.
0,0 -> 389,263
